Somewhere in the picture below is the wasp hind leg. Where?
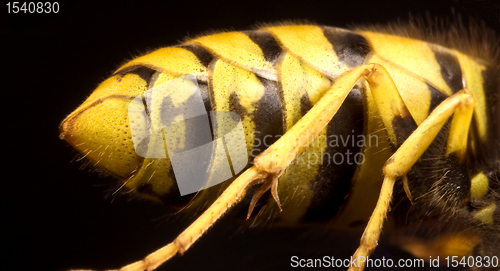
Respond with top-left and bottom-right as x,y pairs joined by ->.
92,166 -> 265,271
248,64 -> 389,215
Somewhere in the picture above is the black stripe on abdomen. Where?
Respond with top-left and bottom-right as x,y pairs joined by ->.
245,30 -> 282,65
303,89 -> 364,221
178,44 -> 214,68
321,27 -> 372,68
251,77 -> 284,158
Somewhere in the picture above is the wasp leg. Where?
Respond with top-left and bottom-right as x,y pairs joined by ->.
251,64 -> 382,209
241,64 -> 380,218
251,63 -> 411,212
349,89 -> 474,271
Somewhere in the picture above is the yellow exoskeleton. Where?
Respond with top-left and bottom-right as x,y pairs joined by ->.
60,19 -> 500,270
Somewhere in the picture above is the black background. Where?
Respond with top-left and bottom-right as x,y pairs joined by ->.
5,0 -> 500,270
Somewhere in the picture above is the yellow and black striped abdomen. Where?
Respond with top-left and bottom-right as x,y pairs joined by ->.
60,24 -> 497,226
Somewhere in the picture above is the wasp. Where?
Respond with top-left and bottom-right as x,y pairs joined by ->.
60,18 -> 500,270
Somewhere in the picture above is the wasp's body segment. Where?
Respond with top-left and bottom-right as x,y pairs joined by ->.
60,22 -> 500,270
